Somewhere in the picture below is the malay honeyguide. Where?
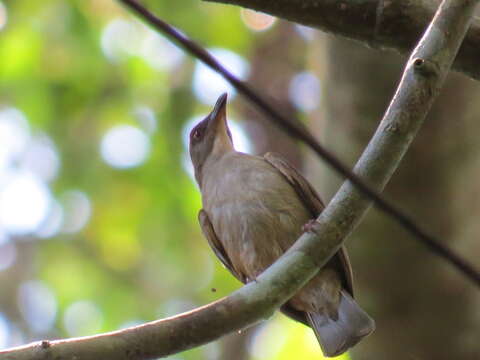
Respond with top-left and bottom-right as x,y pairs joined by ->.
189,93 -> 375,357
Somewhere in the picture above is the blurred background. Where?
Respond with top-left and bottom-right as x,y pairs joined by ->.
0,1 -> 478,360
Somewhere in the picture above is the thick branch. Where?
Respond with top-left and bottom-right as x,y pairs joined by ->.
206,0 -> 480,82
1,0 -> 477,359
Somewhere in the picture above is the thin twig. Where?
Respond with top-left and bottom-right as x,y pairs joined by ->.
117,0 -> 480,286
0,0 -> 478,359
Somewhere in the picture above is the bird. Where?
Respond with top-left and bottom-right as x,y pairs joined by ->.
189,93 -> 375,357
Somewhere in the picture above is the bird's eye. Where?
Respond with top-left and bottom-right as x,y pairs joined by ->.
193,129 -> 202,140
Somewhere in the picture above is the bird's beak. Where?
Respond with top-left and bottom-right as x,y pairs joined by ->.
206,93 -> 228,137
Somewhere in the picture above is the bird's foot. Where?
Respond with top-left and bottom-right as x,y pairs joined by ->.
302,219 -> 318,233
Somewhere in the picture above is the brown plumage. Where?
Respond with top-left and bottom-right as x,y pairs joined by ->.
190,93 -> 375,357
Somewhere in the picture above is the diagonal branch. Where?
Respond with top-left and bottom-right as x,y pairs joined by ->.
114,0 -> 480,285
206,0 -> 480,82
0,0 -> 478,359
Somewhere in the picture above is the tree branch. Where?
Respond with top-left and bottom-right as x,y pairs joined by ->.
205,0 -> 480,82
1,0 -> 477,359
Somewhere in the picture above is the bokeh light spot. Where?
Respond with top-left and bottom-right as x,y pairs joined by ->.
241,9 -> 276,31
0,2 -> 7,31
159,299 -> 196,318
101,18 -> 184,71
119,319 -> 144,330
0,228 -> 8,246
36,200 -> 63,238
289,71 -> 321,112
0,313 -> 10,349
20,134 -> 60,183
295,24 -> 316,42
18,281 -> 57,333
0,242 -> 16,271
100,18 -> 140,62
141,31 -> 184,71
192,48 -> 249,105
0,171 -> 51,235
203,342 -> 220,360
100,125 -> 150,169
0,107 -> 30,172
61,190 -> 92,234
63,300 -> 103,337
134,105 -> 157,134
249,320 -> 287,359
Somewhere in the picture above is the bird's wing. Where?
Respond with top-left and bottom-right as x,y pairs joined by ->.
200,207 -> 310,326
264,152 -> 325,215
263,152 -> 354,297
199,209 -> 247,283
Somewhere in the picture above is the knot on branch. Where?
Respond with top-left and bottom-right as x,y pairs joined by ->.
412,57 -> 439,77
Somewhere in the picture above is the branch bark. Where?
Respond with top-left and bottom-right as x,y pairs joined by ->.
1,0 -> 477,359
205,0 -> 480,82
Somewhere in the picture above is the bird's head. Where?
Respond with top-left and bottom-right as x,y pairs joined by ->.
189,93 -> 233,186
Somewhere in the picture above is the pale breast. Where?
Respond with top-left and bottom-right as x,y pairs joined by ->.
201,152 -> 311,280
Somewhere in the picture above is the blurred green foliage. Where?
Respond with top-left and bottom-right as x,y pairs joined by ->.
0,1 -> 347,359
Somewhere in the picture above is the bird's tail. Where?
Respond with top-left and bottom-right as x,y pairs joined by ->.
306,290 -> 375,357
